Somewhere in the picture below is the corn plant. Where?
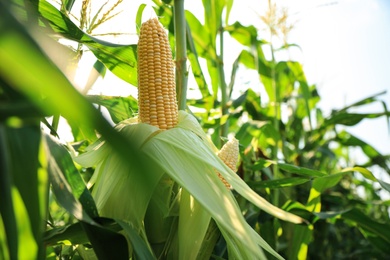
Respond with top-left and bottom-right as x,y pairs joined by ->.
1,0 -> 390,259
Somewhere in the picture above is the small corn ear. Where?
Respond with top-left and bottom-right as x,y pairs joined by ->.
137,18 -> 178,130
217,137 -> 239,189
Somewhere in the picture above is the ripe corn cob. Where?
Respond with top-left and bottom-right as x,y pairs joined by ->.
217,137 -> 239,189
137,18 -> 178,130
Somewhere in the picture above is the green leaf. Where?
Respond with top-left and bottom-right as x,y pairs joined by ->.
179,190 -> 211,259
44,135 -> 97,224
185,10 -> 216,60
63,0 -> 76,12
244,89 -> 263,119
238,48 -> 273,101
31,0 -> 138,86
136,4 -> 147,35
207,59 -> 220,99
0,212 -> 9,260
337,131 -> 390,172
339,90 -> 387,112
288,224 -> 313,260
324,111 -> 390,127
87,95 -> 138,124
313,172 -> 346,193
202,0 -> 224,48
152,0 -> 173,28
377,179 -> 390,193
342,166 -> 390,193
81,222 -> 129,260
238,50 -> 256,70
225,21 -> 258,47
287,61 -> 313,128
342,208 -> 390,244
0,128 -> 18,260
44,134 -> 98,218
276,163 -> 327,177
249,177 -> 310,189
341,166 -> 377,181
10,187 -> 38,259
67,117 -> 98,143
225,0 -> 234,24
307,172 -> 346,212
44,222 -> 88,245
44,217 -> 122,245
337,130 -> 381,158
185,14 -> 212,101
117,219 -> 155,260
0,100 -> 47,120
95,59 -> 108,73
312,209 -> 350,220
0,121 -> 46,259
250,158 -> 274,171
228,53 -> 241,98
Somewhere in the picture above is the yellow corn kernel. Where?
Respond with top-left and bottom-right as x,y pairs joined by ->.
137,18 -> 178,130
217,137 -> 239,189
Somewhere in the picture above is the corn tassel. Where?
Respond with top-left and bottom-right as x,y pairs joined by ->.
217,137 -> 239,189
137,18 -> 178,130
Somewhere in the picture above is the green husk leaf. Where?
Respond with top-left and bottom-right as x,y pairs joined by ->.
178,190 -> 211,259
75,123 -> 164,227
141,111 -> 285,259
176,112 -> 304,224
75,112 -> 298,258
144,174 -> 176,258
142,130 -> 273,258
342,166 -> 376,181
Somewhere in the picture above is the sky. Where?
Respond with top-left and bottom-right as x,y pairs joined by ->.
289,0 -> 390,172
69,0 -> 390,177
189,0 -> 390,159
285,0 -> 390,155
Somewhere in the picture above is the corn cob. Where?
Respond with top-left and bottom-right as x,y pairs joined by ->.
217,137 -> 239,189
137,18 -> 178,130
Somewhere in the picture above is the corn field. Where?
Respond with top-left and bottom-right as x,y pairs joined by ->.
1,0 -> 390,259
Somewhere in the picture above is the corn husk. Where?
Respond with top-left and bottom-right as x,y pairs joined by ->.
178,189 -> 211,259
75,122 -> 163,228
76,111 -> 304,259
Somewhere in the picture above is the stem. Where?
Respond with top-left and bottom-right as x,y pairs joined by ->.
50,114 -> 60,136
174,0 -> 188,110
0,125 -> 18,260
219,25 -> 229,142
270,34 -> 280,207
